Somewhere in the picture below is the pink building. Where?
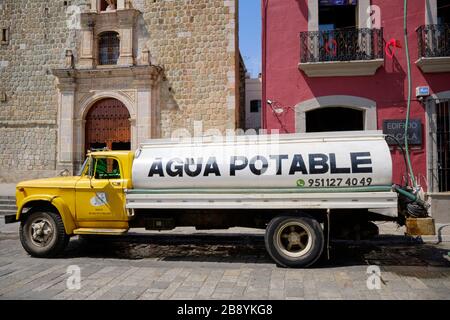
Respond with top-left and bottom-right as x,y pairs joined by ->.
262,0 -> 450,202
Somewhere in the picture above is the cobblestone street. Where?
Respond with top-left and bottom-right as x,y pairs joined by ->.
0,219 -> 449,300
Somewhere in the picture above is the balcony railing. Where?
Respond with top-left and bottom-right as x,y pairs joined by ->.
417,24 -> 450,58
300,27 -> 384,63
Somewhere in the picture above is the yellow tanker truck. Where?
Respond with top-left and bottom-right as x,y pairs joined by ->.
4,132 -> 433,267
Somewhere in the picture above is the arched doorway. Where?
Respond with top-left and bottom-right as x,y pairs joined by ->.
306,107 -> 364,132
85,98 -> 131,152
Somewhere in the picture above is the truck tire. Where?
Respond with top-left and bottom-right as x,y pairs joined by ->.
265,215 -> 324,268
19,211 -> 69,258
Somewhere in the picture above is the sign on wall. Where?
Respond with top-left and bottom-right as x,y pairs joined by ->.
382,119 -> 422,146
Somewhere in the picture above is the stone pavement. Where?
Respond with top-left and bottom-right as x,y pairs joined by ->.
0,219 -> 449,300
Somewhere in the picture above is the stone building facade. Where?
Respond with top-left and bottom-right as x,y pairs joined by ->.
0,0 -> 241,182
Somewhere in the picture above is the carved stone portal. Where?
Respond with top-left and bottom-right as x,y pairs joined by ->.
52,66 -> 163,172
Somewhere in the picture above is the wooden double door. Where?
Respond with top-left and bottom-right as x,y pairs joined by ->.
85,98 -> 131,152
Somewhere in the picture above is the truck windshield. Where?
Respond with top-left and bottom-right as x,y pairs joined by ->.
77,157 -> 89,176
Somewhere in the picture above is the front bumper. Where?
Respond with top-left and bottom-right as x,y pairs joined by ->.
4,214 -> 17,224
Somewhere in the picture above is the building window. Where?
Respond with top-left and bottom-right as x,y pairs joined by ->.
436,100 -> 450,191
98,32 -> 120,65
417,1 -> 450,61
250,100 -> 261,113
319,0 -> 358,31
318,0 -> 359,61
438,0 -> 450,25
1,28 -> 9,45
301,0 -> 384,65
306,107 -> 364,132
100,0 -> 116,12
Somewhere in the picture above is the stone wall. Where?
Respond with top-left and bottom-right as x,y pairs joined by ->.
134,0 -> 239,137
0,0 -> 240,183
0,0 -> 87,182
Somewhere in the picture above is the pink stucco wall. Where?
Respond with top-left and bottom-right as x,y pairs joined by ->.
262,0 -> 450,188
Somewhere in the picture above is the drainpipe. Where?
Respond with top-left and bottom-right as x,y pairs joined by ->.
262,0 -> 269,132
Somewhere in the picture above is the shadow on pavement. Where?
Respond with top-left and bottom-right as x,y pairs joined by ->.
59,233 -> 450,271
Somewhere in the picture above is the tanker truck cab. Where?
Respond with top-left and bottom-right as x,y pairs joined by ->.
8,131 -> 432,268
74,151 -> 133,229
12,150 -> 134,257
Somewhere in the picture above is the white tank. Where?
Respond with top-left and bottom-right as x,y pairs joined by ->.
131,131 -> 392,190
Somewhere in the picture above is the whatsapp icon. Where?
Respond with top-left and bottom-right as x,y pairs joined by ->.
296,179 -> 305,187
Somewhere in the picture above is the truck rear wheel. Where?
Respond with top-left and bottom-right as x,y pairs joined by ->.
19,211 -> 69,258
265,215 -> 324,268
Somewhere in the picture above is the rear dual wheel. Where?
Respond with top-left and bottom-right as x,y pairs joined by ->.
265,215 -> 324,268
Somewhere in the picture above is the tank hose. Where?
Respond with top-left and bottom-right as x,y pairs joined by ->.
393,184 -> 429,218
400,0 -> 430,220
403,0 -> 417,188
406,202 -> 429,218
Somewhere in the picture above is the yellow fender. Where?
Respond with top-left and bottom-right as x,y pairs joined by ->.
16,195 -> 77,235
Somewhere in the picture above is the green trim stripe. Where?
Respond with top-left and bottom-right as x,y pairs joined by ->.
126,186 -> 393,195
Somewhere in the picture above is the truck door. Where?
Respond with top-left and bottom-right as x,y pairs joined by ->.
75,156 -> 127,222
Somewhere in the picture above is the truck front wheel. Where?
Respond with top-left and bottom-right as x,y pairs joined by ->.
265,215 -> 324,268
19,211 -> 69,258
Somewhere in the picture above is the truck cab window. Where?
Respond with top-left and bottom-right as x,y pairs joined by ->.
94,158 -> 121,179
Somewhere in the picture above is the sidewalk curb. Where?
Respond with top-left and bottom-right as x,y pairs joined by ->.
419,235 -> 450,243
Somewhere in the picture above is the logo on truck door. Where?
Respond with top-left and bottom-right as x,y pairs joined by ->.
90,192 -> 108,207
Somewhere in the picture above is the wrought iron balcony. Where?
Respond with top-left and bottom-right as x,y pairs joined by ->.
416,24 -> 450,73
300,27 -> 384,63
417,24 -> 450,58
298,27 -> 384,77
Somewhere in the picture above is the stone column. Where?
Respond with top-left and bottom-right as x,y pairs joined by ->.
136,89 -> 152,145
151,82 -> 161,138
90,0 -> 98,13
78,14 -> 95,69
118,28 -> 134,66
55,76 -> 77,172
117,10 -> 138,67
73,119 -> 86,171
129,118 -> 137,151
117,0 -> 125,10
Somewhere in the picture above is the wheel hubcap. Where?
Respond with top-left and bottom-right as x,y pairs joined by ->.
276,222 -> 312,258
30,219 -> 54,247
